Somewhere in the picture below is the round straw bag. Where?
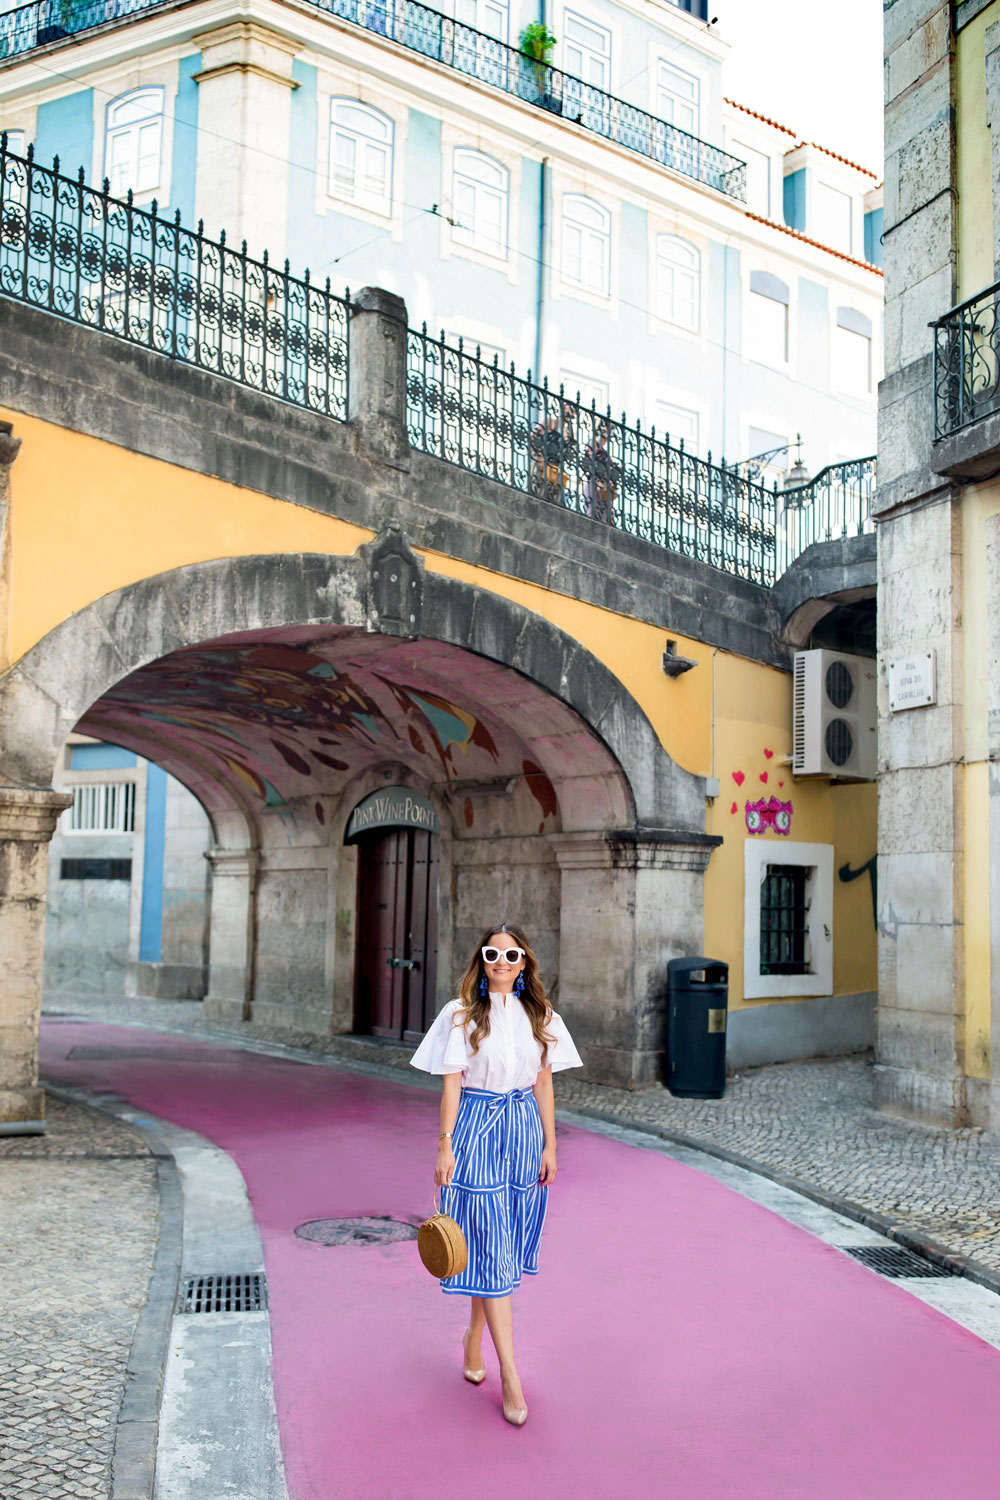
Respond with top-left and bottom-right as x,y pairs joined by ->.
417,1185 -> 468,1279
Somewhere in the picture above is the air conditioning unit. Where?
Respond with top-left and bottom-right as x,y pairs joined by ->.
792,649 -> 876,780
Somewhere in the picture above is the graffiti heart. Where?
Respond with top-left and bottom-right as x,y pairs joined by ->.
745,797 -> 793,836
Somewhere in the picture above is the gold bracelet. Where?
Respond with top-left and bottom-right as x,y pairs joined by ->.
439,1131 -> 452,1141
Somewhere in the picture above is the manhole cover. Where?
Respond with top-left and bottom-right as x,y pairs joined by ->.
844,1245 -> 954,1279
178,1272 -> 267,1313
295,1217 -> 418,1247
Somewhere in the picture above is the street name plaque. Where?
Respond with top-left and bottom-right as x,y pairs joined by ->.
888,651 -> 936,712
345,786 -> 439,841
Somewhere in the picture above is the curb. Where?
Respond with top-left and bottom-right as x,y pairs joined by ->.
44,1015 -> 1000,1300
44,1084 -> 184,1500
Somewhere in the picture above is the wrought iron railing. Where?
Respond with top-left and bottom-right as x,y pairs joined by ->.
0,138 -> 350,419
0,0 -> 746,202
777,456 -> 876,576
931,279 -> 1000,439
406,328 -> 875,586
406,327 -> 777,584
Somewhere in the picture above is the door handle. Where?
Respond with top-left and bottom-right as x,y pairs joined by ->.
387,957 -> 419,969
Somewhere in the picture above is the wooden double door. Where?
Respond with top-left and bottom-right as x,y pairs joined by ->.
354,827 -> 439,1041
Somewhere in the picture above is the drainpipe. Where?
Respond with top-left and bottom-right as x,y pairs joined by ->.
534,155 -> 547,386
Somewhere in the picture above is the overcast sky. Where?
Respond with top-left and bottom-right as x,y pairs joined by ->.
713,0 -> 884,177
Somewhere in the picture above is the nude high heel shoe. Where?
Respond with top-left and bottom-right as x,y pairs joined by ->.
501,1375 -> 528,1427
462,1328 -> 485,1385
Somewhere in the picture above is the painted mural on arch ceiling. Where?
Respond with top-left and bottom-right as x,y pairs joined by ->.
78,636 -> 561,829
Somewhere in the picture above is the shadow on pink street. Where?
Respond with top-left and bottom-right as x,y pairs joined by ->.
41,1019 -> 1000,1500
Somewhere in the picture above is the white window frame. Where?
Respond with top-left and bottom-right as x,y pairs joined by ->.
654,399 -> 699,453
455,0 -> 509,41
451,148 -> 509,259
747,271 -> 790,370
2,129 -> 26,156
744,840 -> 833,999
655,234 -> 699,332
563,10 -> 612,88
559,367 -> 609,413
561,194 -> 610,297
104,88 -> 164,199
813,180 -> 853,255
656,60 -> 699,137
329,99 -> 393,216
63,781 -> 137,835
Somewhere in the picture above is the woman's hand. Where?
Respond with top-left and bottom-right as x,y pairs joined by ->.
435,1143 -> 456,1187
538,1147 -> 557,1185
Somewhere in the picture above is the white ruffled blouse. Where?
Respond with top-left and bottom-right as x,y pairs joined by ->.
410,993 -> 583,1092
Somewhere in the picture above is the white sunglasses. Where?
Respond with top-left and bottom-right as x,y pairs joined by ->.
482,946 -> 525,965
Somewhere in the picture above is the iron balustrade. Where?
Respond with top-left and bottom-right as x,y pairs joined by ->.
406,327 -> 875,586
0,0 -> 746,202
406,326 -> 777,585
931,279 -> 1000,439
0,138 -> 350,420
777,455 -> 876,576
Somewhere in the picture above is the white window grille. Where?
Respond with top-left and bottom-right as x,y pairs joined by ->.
455,0 -> 508,41
563,11 -> 612,88
561,195 -> 610,295
452,149 -> 508,258
656,61 -> 699,137
814,182 -> 852,253
65,782 -> 136,834
656,235 -> 699,331
104,89 -> 163,198
329,100 -> 393,214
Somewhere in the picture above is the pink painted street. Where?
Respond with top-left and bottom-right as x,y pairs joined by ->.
40,1019 -> 1000,1500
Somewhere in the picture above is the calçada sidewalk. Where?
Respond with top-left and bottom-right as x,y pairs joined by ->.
18,1013 -> 1000,1500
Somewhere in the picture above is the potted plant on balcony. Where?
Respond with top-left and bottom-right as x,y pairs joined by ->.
518,22 -> 561,114
37,0 -> 89,46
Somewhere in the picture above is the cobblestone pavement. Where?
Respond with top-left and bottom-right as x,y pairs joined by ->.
0,1084 -> 159,1499
45,993 -> 1000,1283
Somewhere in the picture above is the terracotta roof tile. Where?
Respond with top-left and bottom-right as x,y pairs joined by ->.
742,209 -> 884,276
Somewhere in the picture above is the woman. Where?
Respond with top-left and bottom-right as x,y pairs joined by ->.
410,922 -> 582,1427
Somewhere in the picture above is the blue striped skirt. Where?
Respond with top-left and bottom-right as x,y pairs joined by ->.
440,1086 -> 548,1298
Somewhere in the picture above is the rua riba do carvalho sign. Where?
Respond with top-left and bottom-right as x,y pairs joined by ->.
345,787 -> 439,841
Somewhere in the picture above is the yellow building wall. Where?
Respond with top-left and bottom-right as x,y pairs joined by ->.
955,2 -> 997,300
1,405 -> 878,1015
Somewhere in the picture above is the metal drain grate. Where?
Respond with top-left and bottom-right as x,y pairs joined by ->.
178,1273 -> 267,1313
844,1245 -> 955,1279
294,1217 -> 419,1247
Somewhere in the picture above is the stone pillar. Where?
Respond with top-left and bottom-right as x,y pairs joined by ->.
348,287 -> 410,471
0,420 -> 19,674
203,848 -> 258,1024
192,22 -> 300,260
552,830 -> 717,1089
0,787 -> 72,1134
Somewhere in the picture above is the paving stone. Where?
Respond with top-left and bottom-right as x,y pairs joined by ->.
0,1092 -> 159,1500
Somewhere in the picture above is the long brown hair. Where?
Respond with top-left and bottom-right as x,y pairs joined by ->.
457,922 -> 556,1065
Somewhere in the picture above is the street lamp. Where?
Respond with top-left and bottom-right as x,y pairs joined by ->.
739,432 -> 810,490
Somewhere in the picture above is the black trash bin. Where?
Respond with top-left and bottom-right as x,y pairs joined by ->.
665,957 -> 729,1098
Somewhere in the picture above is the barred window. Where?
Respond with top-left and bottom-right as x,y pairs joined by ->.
104,88 -> 163,198
64,782 -> 136,834
760,864 -> 810,976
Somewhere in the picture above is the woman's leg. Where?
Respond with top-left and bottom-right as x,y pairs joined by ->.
465,1295 -> 487,1367
482,1295 -> 526,1414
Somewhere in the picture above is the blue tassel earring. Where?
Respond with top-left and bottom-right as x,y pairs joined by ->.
514,972 -> 525,997
479,974 -> 489,997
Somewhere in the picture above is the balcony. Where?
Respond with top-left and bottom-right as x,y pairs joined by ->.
0,0 -> 747,202
930,280 -> 1000,478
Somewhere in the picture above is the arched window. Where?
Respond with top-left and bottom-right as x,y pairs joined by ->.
561,195 -> 610,295
656,235 -> 699,330
330,100 -> 393,214
104,89 -> 163,198
452,149 -> 508,258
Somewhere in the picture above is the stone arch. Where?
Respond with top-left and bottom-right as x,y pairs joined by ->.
2,548 -> 717,1086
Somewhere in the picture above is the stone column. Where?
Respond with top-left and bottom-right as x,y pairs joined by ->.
552,830 -> 718,1089
192,22 -> 300,261
0,787 -> 72,1134
203,848 -> 258,1024
348,287 -> 410,471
